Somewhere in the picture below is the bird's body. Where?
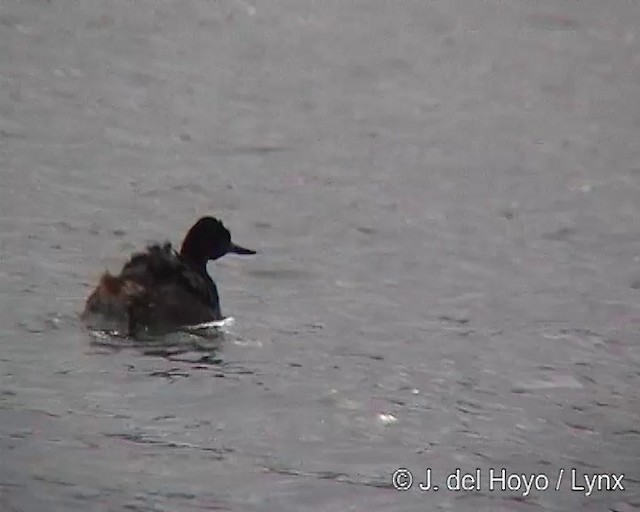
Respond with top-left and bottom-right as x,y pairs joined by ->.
82,217 -> 255,335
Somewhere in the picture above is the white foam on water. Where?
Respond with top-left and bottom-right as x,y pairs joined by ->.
184,316 -> 236,331
377,413 -> 398,425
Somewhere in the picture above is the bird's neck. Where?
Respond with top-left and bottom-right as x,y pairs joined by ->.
180,248 -> 209,276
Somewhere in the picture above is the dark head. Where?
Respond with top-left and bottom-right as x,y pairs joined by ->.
179,216 -> 256,268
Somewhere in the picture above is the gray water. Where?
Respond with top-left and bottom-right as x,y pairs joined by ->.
1,1 -> 639,511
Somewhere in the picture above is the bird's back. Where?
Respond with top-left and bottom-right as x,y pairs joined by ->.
83,243 -> 222,333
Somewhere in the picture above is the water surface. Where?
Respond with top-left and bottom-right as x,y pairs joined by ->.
1,1 -> 639,511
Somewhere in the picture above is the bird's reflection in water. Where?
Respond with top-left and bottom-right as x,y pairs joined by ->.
88,324 -> 226,366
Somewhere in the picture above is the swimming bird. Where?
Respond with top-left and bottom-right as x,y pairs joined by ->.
82,216 -> 256,335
